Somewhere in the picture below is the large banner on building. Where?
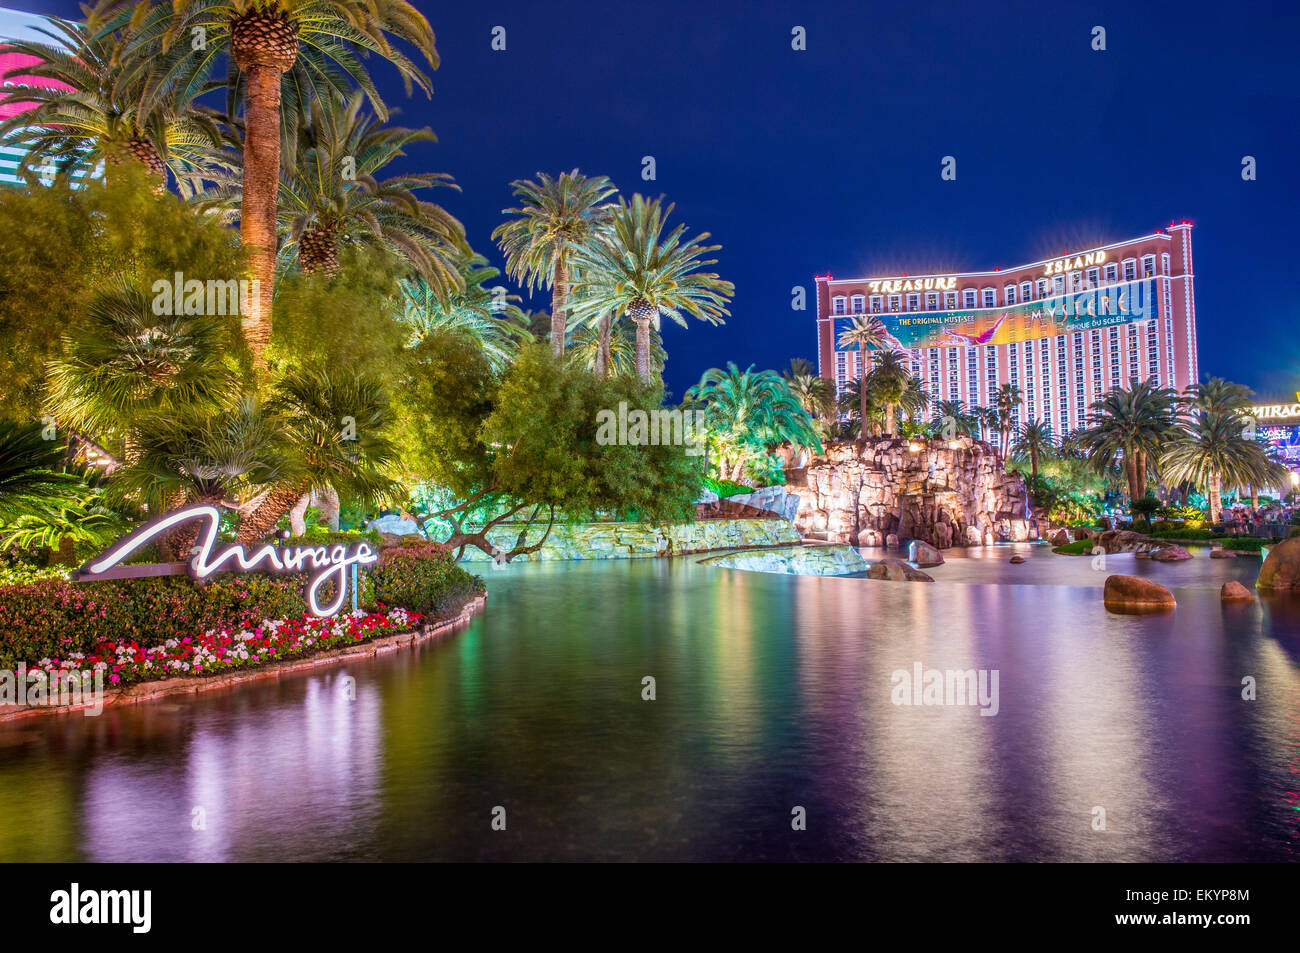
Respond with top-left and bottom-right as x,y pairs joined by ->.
836,279 -> 1156,351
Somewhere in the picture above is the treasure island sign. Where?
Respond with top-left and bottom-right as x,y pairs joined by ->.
74,504 -> 377,617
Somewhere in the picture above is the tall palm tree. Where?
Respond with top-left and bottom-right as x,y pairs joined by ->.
993,382 -> 1023,456
686,363 -> 819,481
0,10 -> 224,193
236,363 -> 398,542
396,255 -> 531,372
866,351 -> 911,436
569,194 -> 733,384
1161,409 -> 1285,525
45,286 -> 239,461
200,89 -> 466,284
836,316 -> 891,429
1013,418 -> 1055,479
118,0 -> 441,364
1076,380 -> 1180,502
837,378 -> 882,438
491,170 -> 617,357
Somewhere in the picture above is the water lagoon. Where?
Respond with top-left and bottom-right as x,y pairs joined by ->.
0,545 -> 1296,862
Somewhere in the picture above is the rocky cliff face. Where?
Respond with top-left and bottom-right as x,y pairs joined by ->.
786,437 -> 1037,548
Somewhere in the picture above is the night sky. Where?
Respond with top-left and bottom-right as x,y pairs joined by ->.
25,0 -> 1300,401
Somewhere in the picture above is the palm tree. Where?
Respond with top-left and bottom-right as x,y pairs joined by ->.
1075,380 -> 1180,502
866,351 -> 911,436
836,316 -> 891,429
932,399 -> 979,439
200,89 -> 466,285
837,379 -> 883,438
569,194 -> 734,384
491,170 -> 617,357
0,421 -> 86,524
993,383 -> 1023,455
45,286 -> 239,462
1161,409 -> 1285,526
108,397 -> 297,557
783,361 -> 834,434
0,10 -> 224,193
395,255 -> 531,372
686,363 -> 819,481
119,0 -> 442,364
236,363 -> 398,542
567,320 -> 663,379
1013,419 -> 1055,479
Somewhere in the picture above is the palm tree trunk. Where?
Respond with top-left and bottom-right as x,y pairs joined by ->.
1030,447 -> 1039,479
596,313 -> 612,377
1250,484 -> 1259,512
1136,452 -> 1147,500
237,480 -> 312,544
241,63 -> 286,366
1208,471 -> 1222,525
288,492 -> 311,536
1124,454 -> 1140,502
633,316 -> 652,385
550,258 -> 569,357
859,378 -> 867,439
317,482 -> 340,531
886,403 -> 896,437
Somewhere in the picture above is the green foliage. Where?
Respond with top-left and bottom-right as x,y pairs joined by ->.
1156,505 -> 1206,521
702,476 -> 751,499
398,338 -> 702,531
1052,538 -> 1094,556
0,574 -> 309,671
0,167 -> 251,417
269,245 -> 408,375
367,540 -> 484,619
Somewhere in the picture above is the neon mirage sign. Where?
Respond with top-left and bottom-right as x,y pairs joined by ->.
76,505 -> 377,617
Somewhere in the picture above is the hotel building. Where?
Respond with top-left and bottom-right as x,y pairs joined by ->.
815,225 -> 1200,435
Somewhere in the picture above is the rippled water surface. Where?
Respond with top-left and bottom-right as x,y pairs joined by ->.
1,545 -> 1298,861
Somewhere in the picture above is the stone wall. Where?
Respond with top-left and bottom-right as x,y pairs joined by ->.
456,518 -> 801,562
787,436 -> 1036,549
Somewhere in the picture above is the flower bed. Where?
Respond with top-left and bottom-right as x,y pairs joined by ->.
27,606 -> 422,688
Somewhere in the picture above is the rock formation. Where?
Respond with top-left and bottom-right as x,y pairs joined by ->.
785,436 -> 1034,549
1257,538 -> 1300,590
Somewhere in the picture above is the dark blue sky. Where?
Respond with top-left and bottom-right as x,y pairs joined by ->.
29,0 -> 1300,400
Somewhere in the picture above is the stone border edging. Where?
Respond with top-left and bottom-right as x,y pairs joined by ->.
0,593 -> 487,723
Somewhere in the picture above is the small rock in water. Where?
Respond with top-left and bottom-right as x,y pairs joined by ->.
1220,580 -> 1255,602
1209,548 -> 1237,559
1009,554 -> 1025,564
1103,574 -> 1176,613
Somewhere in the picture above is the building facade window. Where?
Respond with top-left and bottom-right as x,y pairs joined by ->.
850,294 -> 865,314
833,296 -> 846,315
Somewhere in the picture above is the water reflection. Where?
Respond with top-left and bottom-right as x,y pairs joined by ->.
0,548 -> 1296,861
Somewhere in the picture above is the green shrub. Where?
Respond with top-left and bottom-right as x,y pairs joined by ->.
0,574 -> 309,671
702,476 -> 752,499
367,539 -> 484,619
0,542 -> 480,669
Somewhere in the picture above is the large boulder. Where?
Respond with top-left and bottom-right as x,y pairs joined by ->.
1103,574 -> 1176,613
1257,537 -> 1300,590
885,533 -> 900,550
857,528 -> 882,547
1221,581 -> 1256,602
1149,546 -> 1192,562
1050,528 -> 1071,547
727,485 -> 800,523
909,540 -> 944,567
1009,554 -> 1026,564
866,557 -> 934,582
